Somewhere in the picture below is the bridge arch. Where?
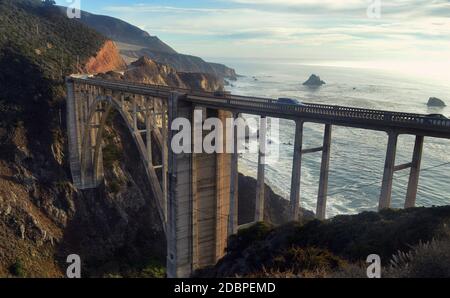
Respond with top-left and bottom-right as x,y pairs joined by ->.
72,90 -> 168,234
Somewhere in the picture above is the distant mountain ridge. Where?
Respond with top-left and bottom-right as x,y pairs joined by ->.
76,10 -> 177,54
74,10 -> 237,80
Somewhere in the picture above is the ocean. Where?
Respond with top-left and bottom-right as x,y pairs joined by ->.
221,58 -> 450,218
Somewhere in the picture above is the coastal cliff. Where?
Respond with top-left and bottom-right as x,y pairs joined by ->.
84,40 -> 127,74
75,10 -> 237,80
120,48 -> 238,80
0,0 -> 166,277
98,56 -> 225,92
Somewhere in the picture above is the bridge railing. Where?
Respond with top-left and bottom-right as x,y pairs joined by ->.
69,77 -> 450,132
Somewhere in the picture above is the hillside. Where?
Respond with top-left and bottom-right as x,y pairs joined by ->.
76,10 -> 177,54
0,0 -> 164,277
74,9 -> 237,80
200,206 -> 450,278
97,56 -> 225,92
0,0 -> 261,278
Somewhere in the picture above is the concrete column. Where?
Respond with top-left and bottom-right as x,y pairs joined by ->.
290,121 -> 304,221
162,101 -> 169,223
145,98 -> 153,167
228,112 -> 239,236
405,135 -> 424,208
316,124 -> 332,220
255,116 -> 267,222
132,96 -> 138,131
120,93 -> 125,109
379,131 -> 398,210
66,79 -> 82,188
215,110 -> 233,260
166,92 -> 194,278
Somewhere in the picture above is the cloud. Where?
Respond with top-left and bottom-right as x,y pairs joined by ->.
100,1 -> 450,60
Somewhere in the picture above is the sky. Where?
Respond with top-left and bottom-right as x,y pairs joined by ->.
56,0 -> 450,76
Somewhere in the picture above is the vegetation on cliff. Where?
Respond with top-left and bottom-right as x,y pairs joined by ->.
0,0 -> 106,78
97,57 -> 224,92
202,206 -> 450,278
74,9 -> 237,80
0,0 -> 166,277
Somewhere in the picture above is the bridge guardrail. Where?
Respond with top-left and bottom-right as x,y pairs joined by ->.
68,77 -> 450,133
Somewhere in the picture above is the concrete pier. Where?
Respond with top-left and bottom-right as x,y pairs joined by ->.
290,121 -> 304,221
255,117 -> 267,222
228,112 -> 239,236
379,131 -> 399,210
166,92 -> 194,278
405,135 -> 424,208
316,124 -> 332,220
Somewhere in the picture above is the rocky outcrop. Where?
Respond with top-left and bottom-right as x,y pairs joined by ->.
303,74 -> 326,87
178,72 -> 224,92
75,9 -> 237,80
84,41 -> 127,74
427,97 -> 446,107
77,10 -> 177,54
238,174 -> 315,226
121,48 -> 237,80
98,57 -> 224,92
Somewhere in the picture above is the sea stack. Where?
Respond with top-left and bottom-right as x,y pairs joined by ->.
427,97 -> 447,107
303,74 -> 326,87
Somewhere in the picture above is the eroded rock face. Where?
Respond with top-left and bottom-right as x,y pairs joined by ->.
303,74 -> 326,87
85,41 -> 127,74
98,56 -> 224,92
427,97 -> 447,107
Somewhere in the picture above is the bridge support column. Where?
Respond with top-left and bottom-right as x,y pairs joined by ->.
290,121 -> 304,221
66,79 -> 83,188
167,99 -> 233,278
167,92 -> 194,278
162,101 -> 169,223
228,112 -> 239,236
379,131 -> 398,210
405,135 -> 424,208
316,124 -> 332,220
255,117 -> 267,222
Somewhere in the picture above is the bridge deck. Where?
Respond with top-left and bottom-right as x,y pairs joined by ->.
69,77 -> 450,139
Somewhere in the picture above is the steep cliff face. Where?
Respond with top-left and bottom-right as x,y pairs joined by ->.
84,41 -> 127,74
120,47 -> 237,80
98,56 -> 224,92
74,9 -> 237,80
0,0 -> 166,278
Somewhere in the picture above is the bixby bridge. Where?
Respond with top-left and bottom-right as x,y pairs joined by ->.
66,76 -> 450,277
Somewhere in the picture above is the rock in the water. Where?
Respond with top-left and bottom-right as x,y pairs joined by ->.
303,74 -> 326,87
427,97 -> 446,107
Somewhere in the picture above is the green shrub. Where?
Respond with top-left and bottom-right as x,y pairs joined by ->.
387,237 -> 450,278
103,143 -> 122,168
9,259 -> 26,277
228,222 -> 274,252
272,246 -> 346,274
140,259 -> 166,278
109,180 -> 121,194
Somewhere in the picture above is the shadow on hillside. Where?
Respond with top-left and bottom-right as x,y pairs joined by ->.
55,113 -> 167,277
